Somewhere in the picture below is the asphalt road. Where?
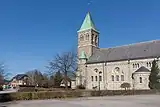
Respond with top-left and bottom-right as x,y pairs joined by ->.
1,95 -> 160,107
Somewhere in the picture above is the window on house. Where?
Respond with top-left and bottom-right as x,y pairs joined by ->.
99,76 -> 102,81
111,75 -> 114,81
140,77 -> 142,83
91,76 -> 94,81
116,75 -> 119,81
121,75 -> 124,81
95,76 -> 98,81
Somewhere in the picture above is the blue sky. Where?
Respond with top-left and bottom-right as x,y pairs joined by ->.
0,0 -> 160,77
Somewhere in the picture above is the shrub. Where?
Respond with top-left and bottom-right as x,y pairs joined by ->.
77,84 -> 85,89
6,89 -> 160,101
120,82 -> 131,90
0,85 -> 3,91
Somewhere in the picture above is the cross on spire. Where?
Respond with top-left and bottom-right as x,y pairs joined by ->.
87,0 -> 93,11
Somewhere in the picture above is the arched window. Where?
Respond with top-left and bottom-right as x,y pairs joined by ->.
99,76 -> 102,81
95,76 -> 98,81
95,35 -> 97,45
133,63 -> 140,68
80,35 -> 84,41
149,62 -> 152,67
111,75 -> 114,81
116,75 -> 119,81
91,76 -> 94,81
86,33 -> 89,40
140,77 -> 142,83
133,64 -> 135,68
121,75 -> 124,81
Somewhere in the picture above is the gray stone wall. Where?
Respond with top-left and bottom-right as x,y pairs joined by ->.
80,58 -> 159,90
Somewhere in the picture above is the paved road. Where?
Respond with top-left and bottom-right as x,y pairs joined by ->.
0,90 -> 17,94
1,95 -> 160,107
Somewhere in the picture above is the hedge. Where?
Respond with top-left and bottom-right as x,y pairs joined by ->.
1,89 -> 160,101
10,91 -> 83,100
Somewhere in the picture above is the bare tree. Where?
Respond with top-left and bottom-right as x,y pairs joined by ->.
47,51 -> 77,89
26,69 -> 44,86
0,63 -> 10,85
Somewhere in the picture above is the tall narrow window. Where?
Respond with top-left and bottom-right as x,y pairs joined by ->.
95,35 -> 97,45
91,76 -> 94,81
147,62 -> 149,67
140,77 -> 142,83
121,75 -> 124,81
95,76 -> 98,81
80,35 -> 84,41
86,33 -> 89,40
133,64 -> 135,68
135,64 -> 137,68
116,75 -> 119,81
99,76 -> 102,81
149,62 -> 152,67
111,75 -> 114,81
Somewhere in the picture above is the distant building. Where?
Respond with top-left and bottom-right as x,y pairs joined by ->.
60,77 -> 71,88
10,74 -> 28,87
76,12 -> 160,90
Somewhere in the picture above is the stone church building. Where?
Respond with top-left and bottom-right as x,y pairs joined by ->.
76,12 -> 160,90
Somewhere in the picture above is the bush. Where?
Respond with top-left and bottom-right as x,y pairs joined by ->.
77,84 -> 85,89
10,91 -> 82,100
120,83 -> 131,90
5,89 -> 160,101
0,85 -> 3,91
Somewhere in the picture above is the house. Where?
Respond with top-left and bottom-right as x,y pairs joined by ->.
60,77 -> 71,88
10,74 -> 28,88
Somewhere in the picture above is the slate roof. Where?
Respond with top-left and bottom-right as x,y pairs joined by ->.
87,40 -> 160,63
134,66 -> 150,73
12,74 -> 28,80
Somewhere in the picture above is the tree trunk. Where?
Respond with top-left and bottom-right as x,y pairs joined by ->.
64,72 -> 68,90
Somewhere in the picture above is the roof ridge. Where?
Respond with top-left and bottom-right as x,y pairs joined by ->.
100,39 -> 160,50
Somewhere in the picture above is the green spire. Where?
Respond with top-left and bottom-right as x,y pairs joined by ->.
79,51 -> 87,59
78,12 -> 98,32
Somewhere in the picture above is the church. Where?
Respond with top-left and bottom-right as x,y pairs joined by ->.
76,12 -> 160,90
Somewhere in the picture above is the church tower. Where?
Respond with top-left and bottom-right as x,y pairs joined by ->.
76,12 -> 99,87
78,12 -> 99,60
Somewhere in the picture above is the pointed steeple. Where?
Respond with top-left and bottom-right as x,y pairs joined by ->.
78,12 -> 98,32
79,51 -> 87,59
